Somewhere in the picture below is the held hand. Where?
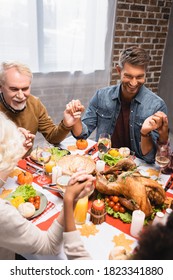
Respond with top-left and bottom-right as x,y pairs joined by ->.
66,99 -> 85,115
154,111 -> 168,134
141,111 -> 169,137
63,99 -> 85,127
18,127 -> 35,153
64,170 -> 95,202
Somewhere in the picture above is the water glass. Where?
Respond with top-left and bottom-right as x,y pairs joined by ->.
98,133 -> 111,150
98,133 -> 111,159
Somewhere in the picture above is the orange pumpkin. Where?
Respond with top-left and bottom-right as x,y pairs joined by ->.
17,171 -> 33,185
76,139 -> 88,150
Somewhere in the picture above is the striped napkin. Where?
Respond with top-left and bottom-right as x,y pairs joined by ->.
31,201 -> 55,224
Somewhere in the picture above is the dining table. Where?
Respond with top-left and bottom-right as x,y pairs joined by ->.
2,136 -> 173,260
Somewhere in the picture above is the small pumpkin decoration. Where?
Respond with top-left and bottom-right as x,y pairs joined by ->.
17,171 -> 33,185
76,139 -> 88,150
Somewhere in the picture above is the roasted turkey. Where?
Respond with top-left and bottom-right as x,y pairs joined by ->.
95,158 -> 166,217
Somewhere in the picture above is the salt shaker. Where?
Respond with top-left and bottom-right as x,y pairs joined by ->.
163,208 -> 172,225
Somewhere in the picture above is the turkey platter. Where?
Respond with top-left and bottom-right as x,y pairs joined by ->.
95,158 -> 165,217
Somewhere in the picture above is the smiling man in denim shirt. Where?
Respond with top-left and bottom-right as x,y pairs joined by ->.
66,46 -> 168,163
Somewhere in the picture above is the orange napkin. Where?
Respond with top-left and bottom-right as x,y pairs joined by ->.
37,212 -> 60,230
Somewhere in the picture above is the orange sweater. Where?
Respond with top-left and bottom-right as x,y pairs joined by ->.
0,95 -> 71,147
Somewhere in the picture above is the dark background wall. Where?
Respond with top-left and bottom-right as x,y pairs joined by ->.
158,4 -> 173,132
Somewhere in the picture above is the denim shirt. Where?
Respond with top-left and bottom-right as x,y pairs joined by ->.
74,84 -> 167,163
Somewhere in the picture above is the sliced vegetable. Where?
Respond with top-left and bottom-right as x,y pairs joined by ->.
11,196 -> 25,208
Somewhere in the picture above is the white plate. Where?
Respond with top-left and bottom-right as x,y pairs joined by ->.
6,191 -> 48,219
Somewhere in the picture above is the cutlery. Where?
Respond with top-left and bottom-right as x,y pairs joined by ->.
26,166 -> 37,173
44,183 -> 57,187
87,146 -> 96,155
26,161 -> 43,172
42,184 -> 64,195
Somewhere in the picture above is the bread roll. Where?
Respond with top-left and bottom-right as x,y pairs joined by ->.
18,202 -> 35,218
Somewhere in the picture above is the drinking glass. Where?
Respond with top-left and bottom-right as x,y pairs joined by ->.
98,133 -> 111,159
155,144 -> 170,177
74,196 -> 88,224
36,144 -> 52,184
161,151 -> 173,175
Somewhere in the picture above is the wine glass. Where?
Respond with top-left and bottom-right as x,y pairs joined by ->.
36,144 -> 52,185
98,133 -> 111,159
155,144 -> 170,178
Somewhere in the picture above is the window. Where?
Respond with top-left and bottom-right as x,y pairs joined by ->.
0,0 -> 116,73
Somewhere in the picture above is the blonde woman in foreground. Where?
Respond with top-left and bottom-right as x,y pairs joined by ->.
0,112 -> 95,260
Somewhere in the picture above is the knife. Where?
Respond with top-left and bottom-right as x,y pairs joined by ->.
26,161 -> 43,172
85,144 -> 98,155
42,184 -> 64,195
87,146 -> 96,155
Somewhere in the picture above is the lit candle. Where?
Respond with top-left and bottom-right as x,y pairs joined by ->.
90,199 -> 106,224
130,210 -> 145,238
92,199 -> 104,211
96,160 -> 105,172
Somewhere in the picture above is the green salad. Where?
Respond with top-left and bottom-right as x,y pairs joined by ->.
103,153 -> 123,166
106,205 -> 132,223
10,184 -> 36,201
48,147 -> 70,161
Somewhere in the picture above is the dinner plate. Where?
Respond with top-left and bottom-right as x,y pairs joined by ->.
30,147 -> 70,164
6,191 -> 48,219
